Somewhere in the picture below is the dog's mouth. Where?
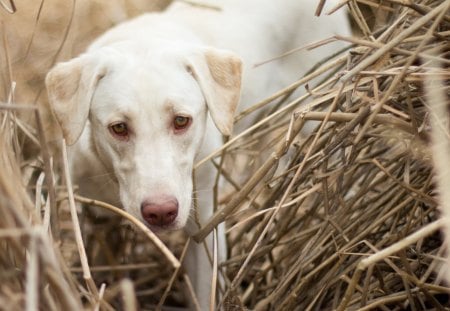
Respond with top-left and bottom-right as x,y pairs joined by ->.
144,221 -> 183,234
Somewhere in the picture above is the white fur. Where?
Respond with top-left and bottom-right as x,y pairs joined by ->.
46,0 -> 350,309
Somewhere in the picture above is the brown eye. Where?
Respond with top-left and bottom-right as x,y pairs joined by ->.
173,116 -> 191,131
109,122 -> 129,138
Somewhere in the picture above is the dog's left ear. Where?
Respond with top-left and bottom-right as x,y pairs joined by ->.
187,48 -> 242,136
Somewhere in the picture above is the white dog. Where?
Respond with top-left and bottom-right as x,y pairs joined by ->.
46,0 -> 350,308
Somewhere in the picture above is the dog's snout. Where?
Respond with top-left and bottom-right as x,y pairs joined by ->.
141,196 -> 179,227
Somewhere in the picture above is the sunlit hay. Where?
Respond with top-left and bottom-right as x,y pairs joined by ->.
196,1 -> 450,309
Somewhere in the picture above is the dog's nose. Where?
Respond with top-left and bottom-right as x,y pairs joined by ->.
141,196 -> 179,227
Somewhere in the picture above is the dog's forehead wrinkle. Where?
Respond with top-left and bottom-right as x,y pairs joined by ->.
165,99 -> 199,117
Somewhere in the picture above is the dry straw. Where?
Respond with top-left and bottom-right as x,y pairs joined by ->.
1,0 -> 450,310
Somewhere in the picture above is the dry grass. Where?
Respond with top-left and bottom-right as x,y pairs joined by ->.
1,0 -> 450,310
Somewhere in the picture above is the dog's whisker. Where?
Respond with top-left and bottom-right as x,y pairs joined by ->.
93,178 -> 117,192
85,172 -> 115,180
191,189 -> 212,195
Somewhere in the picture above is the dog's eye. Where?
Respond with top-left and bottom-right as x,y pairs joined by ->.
173,116 -> 191,131
109,122 -> 129,138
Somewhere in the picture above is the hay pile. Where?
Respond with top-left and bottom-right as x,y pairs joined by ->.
208,1 -> 450,309
1,0 -> 450,310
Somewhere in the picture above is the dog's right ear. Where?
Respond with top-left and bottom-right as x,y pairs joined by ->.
45,54 -> 107,145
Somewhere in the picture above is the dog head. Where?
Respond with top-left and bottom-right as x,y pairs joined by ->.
46,43 -> 242,231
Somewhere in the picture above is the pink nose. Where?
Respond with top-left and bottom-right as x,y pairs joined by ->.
141,196 -> 178,227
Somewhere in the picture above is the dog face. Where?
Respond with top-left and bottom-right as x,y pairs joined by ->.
46,44 -> 242,231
